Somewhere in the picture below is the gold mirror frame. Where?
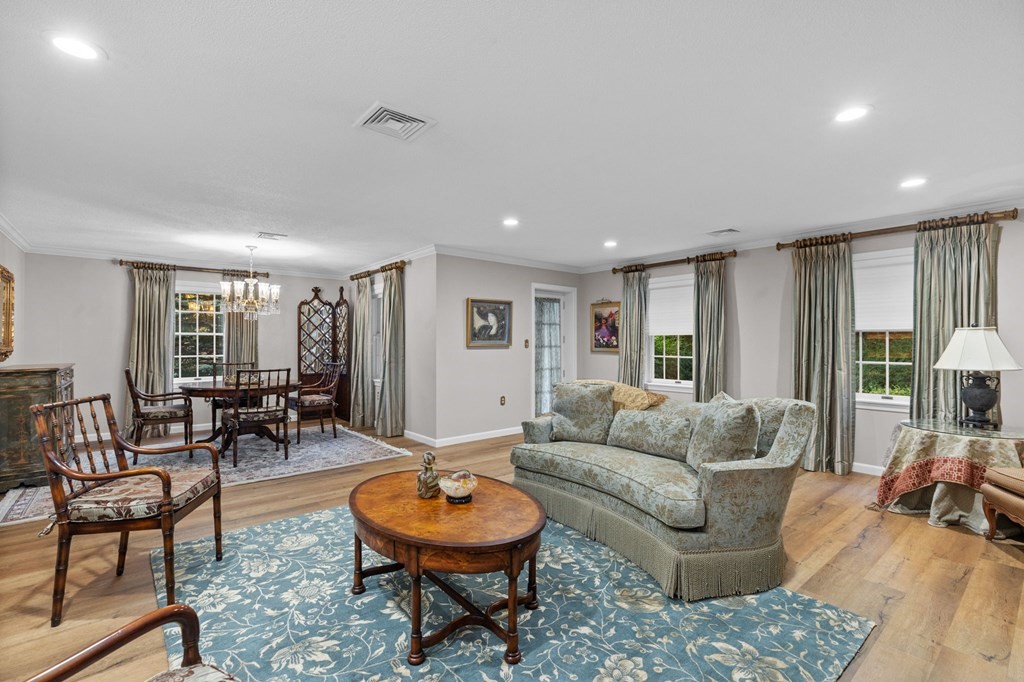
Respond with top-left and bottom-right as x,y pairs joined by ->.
0,265 -> 12,362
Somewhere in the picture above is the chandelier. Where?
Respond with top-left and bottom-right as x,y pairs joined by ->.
220,245 -> 282,320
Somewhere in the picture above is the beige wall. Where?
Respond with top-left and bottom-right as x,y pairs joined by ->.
0,232 -> 27,365
403,254 -> 438,440
16,253 -> 346,428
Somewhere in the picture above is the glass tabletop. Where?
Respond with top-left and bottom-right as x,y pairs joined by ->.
901,419 -> 1024,440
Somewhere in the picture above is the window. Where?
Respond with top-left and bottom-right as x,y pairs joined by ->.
173,286 -> 225,381
647,274 -> 694,386
852,248 -> 914,402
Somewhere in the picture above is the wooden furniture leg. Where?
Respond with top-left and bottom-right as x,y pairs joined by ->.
504,565 -> 522,664
408,573 -> 425,665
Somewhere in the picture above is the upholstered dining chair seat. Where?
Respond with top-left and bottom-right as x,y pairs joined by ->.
147,663 -> 241,682
139,404 -> 190,419
66,469 -> 219,523
230,406 -> 288,420
299,393 -> 334,406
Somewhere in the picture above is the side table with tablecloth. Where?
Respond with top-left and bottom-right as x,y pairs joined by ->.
876,419 -> 1024,535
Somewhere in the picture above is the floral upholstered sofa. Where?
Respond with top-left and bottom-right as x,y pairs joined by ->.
511,382 -> 816,601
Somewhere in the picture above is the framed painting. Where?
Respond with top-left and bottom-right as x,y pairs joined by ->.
591,301 -> 620,353
466,298 -> 512,348
0,265 -> 12,362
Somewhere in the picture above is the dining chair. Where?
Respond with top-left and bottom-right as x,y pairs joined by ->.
124,368 -> 193,464
221,367 -> 291,467
29,394 -> 223,627
210,361 -> 257,429
287,360 -> 343,444
24,604 -> 240,681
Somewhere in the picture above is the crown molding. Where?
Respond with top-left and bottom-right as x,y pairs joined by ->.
345,244 -> 586,279
0,210 -> 31,252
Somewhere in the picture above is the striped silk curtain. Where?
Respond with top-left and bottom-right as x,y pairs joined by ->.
911,222 -> 1000,422
534,297 -> 561,415
692,259 -> 726,402
225,312 -> 258,366
792,241 -> 855,474
375,267 -> 405,437
617,268 -> 649,388
126,268 -> 175,433
349,278 -> 375,428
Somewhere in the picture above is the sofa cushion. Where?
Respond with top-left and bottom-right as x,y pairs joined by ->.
709,392 -> 790,458
687,395 -> 760,469
607,409 -> 691,462
511,441 -> 705,528
575,379 -> 663,412
551,382 -> 614,444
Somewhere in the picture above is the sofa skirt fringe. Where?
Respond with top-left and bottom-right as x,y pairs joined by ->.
514,475 -> 786,601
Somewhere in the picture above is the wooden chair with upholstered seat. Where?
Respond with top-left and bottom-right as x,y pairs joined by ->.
221,367 -> 291,468
124,368 -> 193,464
287,360 -> 343,444
29,394 -> 223,627
210,360 -> 257,429
24,604 -> 240,682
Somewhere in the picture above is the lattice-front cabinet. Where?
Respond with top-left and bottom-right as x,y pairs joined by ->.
297,288 -> 350,420
0,363 -> 74,492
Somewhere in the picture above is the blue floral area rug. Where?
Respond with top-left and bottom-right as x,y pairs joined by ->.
151,507 -> 874,681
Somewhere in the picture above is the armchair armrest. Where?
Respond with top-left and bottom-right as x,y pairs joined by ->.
697,458 -> 800,549
522,414 -> 554,444
116,434 -> 219,469
24,604 -> 203,682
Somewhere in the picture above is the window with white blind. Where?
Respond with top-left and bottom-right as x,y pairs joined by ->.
647,274 -> 694,387
852,248 -> 914,405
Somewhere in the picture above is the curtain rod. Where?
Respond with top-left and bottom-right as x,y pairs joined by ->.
349,260 -> 406,281
775,208 -> 1019,250
611,250 -> 737,275
118,259 -> 269,279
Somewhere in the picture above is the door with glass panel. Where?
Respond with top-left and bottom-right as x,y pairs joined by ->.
534,296 -> 563,415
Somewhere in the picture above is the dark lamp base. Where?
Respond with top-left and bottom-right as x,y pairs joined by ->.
959,371 -> 1001,431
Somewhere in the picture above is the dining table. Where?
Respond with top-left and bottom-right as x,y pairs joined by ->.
179,378 -> 300,452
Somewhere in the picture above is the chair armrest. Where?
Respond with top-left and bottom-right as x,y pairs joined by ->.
522,414 -> 553,444
24,604 -> 203,682
46,457 -> 173,492
117,434 -> 219,470
697,458 -> 800,549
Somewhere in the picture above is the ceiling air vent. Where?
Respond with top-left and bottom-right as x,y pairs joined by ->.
256,232 -> 288,240
354,101 -> 436,142
707,228 -> 740,237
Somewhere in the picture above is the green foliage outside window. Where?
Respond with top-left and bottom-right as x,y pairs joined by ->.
652,334 -> 693,381
174,293 -> 225,380
857,331 -> 912,397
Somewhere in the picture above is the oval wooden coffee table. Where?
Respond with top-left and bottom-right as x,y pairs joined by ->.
349,471 -> 546,665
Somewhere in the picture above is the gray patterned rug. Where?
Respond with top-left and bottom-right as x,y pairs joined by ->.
0,427 -> 409,527
151,506 -> 874,681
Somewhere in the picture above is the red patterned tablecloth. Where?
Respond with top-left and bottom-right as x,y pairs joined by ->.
877,423 -> 1024,507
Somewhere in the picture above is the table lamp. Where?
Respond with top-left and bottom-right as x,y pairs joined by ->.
933,326 -> 1022,429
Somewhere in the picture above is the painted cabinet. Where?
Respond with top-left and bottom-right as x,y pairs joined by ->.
0,364 -> 74,492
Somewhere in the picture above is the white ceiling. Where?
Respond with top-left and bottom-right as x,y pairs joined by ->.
1,1 -> 1023,277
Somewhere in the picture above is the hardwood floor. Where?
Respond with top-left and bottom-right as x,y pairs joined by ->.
2,427 -> 1021,681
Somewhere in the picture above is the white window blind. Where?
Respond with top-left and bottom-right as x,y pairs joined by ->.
853,248 -> 913,331
648,275 -> 694,335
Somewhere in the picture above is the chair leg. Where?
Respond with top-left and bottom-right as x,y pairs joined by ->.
213,490 -> 223,562
132,423 -> 142,465
51,527 -> 72,627
296,407 -> 302,444
162,514 -> 176,606
319,411 -> 326,434
116,531 -> 130,575
284,421 -> 289,461
984,499 -> 999,541
331,412 -> 337,438
232,427 -> 239,468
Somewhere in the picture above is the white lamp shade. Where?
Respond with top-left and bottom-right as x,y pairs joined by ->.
933,327 -> 1023,371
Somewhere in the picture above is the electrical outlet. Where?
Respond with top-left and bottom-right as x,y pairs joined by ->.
500,396 -> 506,406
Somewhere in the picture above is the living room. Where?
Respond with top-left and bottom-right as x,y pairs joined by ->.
3,2 -> 1024,680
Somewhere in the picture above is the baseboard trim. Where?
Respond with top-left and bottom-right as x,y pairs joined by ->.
404,426 -> 523,449
852,462 -> 884,477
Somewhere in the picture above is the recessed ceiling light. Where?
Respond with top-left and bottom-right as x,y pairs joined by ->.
47,33 -> 106,60
900,177 -> 927,188
502,217 -> 519,227
835,106 -> 870,122
604,240 -> 617,248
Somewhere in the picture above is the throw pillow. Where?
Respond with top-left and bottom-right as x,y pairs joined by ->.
607,409 -> 691,462
551,382 -> 615,444
575,379 -> 655,412
687,399 -> 760,468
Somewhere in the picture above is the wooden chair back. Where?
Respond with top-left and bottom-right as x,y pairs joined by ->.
30,394 -> 129,517
228,367 -> 291,416
123,369 -> 145,416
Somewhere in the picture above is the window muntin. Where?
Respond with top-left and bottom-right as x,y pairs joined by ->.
174,292 -> 225,380
652,334 -> 693,382
856,330 -> 912,398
